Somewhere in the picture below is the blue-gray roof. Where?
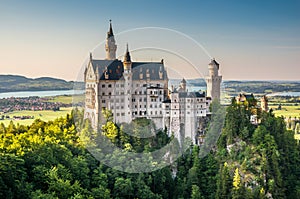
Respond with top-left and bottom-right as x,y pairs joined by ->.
90,59 -> 168,81
179,92 -> 206,98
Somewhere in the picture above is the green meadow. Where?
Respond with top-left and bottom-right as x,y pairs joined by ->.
269,104 -> 300,118
0,107 -> 73,127
45,94 -> 85,104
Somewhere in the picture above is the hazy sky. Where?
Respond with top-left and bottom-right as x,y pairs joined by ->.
0,0 -> 299,81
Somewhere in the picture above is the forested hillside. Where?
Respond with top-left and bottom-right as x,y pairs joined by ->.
0,101 -> 299,198
0,75 -> 84,93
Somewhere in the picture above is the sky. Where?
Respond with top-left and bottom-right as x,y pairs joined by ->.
0,0 -> 300,81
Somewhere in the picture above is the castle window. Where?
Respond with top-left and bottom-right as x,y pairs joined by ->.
117,113 -> 120,116
144,97 -> 147,102
160,111 -> 162,114
144,91 -> 147,94
102,92 -> 105,95
108,84 -> 112,88
121,84 -> 124,88
102,100 -> 106,103
121,99 -> 124,103
109,92 -> 111,95
116,84 -> 119,88
150,111 -> 152,115
150,104 -> 152,108
159,91 -> 162,95
139,98 -> 142,102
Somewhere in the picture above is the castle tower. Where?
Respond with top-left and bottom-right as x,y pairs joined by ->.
123,44 -> 132,123
261,95 -> 269,112
105,20 -> 117,60
123,44 -> 132,72
170,90 -> 181,143
205,59 -> 222,101
179,78 -> 187,92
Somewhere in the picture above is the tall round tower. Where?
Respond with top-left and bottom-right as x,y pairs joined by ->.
105,20 -> 117,60
122,44 -> 132,123
205,59 -> 222,101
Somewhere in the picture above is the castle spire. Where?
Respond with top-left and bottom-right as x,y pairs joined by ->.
107,19 -> 114,38
123,43 -> 131,63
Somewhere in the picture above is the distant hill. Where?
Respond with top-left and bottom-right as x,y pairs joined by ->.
223,80 -> 300,94
0,75 -> 84,93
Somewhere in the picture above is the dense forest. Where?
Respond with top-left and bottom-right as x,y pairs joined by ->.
0,99 -> 300,198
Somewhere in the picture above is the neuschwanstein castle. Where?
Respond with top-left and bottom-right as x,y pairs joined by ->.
84,21 -> 222,145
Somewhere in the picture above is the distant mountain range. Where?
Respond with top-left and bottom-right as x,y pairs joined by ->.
180,78 -> 300,95
0,75 -> 84,93
0,75 -> 299,95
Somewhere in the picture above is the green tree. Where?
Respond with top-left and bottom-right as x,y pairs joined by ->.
191,185 -> 204,199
